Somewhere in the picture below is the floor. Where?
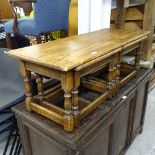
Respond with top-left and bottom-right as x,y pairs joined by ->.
0,88 -> 155,155
0,139 -> 23,155
126,88 -> 155,155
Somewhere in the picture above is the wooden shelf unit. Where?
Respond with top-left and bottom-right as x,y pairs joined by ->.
111,0 -> 155,60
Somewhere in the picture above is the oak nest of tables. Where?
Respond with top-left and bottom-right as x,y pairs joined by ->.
7,28 -> 150,132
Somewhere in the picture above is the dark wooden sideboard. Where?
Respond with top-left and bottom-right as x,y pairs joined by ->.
12,68 -> 152,155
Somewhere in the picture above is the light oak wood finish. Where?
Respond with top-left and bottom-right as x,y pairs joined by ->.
7,29 -> 150,132
20,61 -> 33,112
36,74 -> 44,102
7,29 -> 150,71
82,77 -> 107,93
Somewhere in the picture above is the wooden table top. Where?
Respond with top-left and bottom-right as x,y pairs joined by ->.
7,29 -> 150,71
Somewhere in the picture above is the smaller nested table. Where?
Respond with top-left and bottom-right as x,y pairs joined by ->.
7,29 -> 150,132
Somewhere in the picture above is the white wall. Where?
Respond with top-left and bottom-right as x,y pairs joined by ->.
78,0 -> 112,34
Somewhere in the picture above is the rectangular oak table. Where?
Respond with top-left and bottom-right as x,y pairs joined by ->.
7,29 -> 150,132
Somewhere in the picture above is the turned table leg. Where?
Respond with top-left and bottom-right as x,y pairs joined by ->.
116,63 -> 121,91
72,72 -> 80,127
115,52 -> 121,92
112,65 -> 117,96
36,75 -> 44,102
64,91 -> 74,132
111,53 -> 121,96
61,71 -> 74,132
108,62 -> 113,99
20,62 -> 33,112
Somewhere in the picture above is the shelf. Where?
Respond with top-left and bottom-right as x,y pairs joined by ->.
111,0 -> 144,9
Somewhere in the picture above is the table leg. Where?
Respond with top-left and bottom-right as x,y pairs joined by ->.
108,62 -> 113,99
115,52 -> 121,92
72,72 -> 80,127
36,75 -> 44,102
61,71 -> 74,132
20,62 -> 33,112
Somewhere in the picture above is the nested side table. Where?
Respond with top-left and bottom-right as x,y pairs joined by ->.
7,29 -> 150,132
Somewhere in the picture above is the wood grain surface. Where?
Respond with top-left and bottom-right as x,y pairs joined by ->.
7,29 -> 150,71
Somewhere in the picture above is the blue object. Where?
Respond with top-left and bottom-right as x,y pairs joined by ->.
0,48 -> 25,141
4,0 -> 70,36
0,48 -> 25,110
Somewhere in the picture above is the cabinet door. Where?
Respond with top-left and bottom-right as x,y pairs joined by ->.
130,80 -> 149,142
82,125 -> 111,155
110,96 -> 135,155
